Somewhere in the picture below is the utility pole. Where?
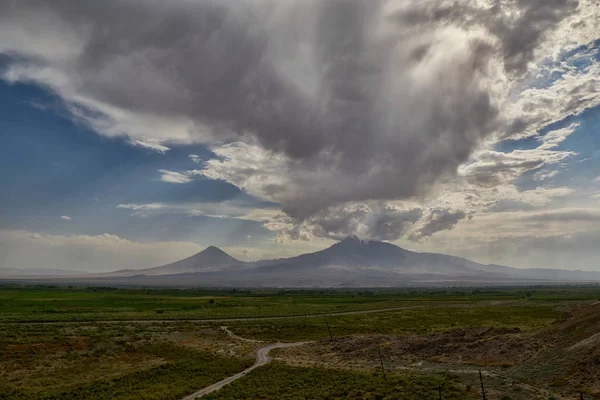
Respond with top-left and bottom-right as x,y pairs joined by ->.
325,318 -> 333,340
479,370 -> 486,400
438,384 -> 442,400
377,344 -> 387,380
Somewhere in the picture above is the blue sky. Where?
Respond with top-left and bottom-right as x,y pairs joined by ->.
0,1 -> 599,272
0,79 -> 282,247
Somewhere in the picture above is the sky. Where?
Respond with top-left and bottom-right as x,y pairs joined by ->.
0,0 -> 599,272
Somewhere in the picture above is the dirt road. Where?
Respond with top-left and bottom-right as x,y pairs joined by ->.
221,326 -> 263,343
181,340 -> 308,399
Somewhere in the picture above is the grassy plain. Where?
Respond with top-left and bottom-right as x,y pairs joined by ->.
0,321 -> 253,399
227,304 -> 563,341
1,284 -> 597,322
203,363 -> 466,400
0,285 -> 599,399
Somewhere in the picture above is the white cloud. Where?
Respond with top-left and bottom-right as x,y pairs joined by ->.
116,202 -> 279,222
60,215 -> 71,220
502,62 -> 600,141
517,187 -> 575,206
436,180 -> 576,216
117,203 -> 167,211
537,123 -> 579,150
197,142 -> 293,204
189,154 -> 201,164
116,203 -> 167,217
129,139 -> 170,153
158,170 -> 193,184
459,148 -> 575,187
533,169 -> 559,181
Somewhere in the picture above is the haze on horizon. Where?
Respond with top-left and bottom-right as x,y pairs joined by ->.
1,0 -> 599,274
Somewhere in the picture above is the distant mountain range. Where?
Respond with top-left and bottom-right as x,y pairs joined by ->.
12,235 -> 598,288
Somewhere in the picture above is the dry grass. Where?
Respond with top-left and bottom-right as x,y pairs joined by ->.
278,327 -> 547,371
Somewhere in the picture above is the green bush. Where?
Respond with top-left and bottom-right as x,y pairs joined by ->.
204,363 -> 464,400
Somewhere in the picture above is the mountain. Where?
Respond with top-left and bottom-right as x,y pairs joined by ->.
255,235 -> 413,269
105,246 -> 248,277
68,236 -> 600,287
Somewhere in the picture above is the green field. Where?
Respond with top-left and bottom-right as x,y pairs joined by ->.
1,285 -> 599,399
226,304 -> 563,341
0,284 -> 597,322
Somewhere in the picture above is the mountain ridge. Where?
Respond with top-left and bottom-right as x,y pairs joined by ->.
87,236 -> 600,286
112,245 -> 248,277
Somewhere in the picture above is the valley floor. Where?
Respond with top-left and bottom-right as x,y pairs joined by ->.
1,285 -> 599,399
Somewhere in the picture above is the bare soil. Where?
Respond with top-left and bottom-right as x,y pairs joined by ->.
278,326 -> 546,371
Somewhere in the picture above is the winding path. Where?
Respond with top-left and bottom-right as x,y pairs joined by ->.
220,326 -> 263,343
181,328 -> 309,399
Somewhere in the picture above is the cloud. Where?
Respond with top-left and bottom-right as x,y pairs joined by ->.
537,123 -> 579,150
60,215 -> 71,221
1,0 -> 597,240
503,62 -> 600,140
525,209 -> 600,222
410,207 -> 467,240
264,202 -> 470,242
533,169 -> 559,181
158,169 -> 192,184
117,203 -> 167,216
117,201 -> 279,222
266,203 -> 424,242
129,139 -> 170,153
485,199 -> 539,213
189,154 -> 202,164
446,183 -> 575,214
117,203 -> 167,211
399,203 -> 600,270
197,142 -> 293,203
459,148 -> 575,187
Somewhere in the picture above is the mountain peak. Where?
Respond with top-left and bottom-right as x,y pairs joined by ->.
340,235 -> 369,245
133,245 -> 245,276
193,245 -> 240,264
201,245 -> 227,255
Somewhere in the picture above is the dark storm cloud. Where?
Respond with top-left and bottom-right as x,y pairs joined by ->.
266,202 -> 424,242
392,0 -> 579,75
0,0 -> 582,222
411,207 -> 467,239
